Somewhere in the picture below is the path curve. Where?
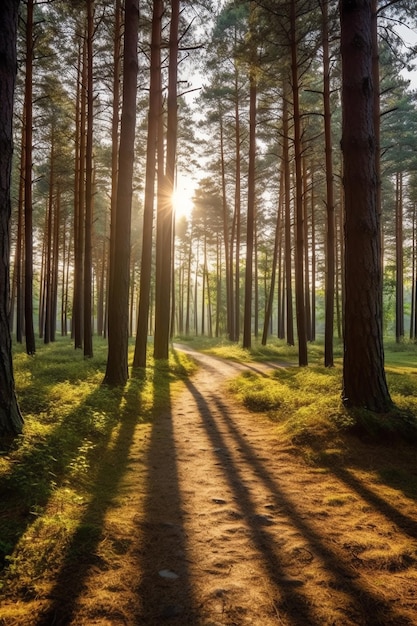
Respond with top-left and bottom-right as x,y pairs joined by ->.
31,345 -> 417,626
132,346 -> 415,626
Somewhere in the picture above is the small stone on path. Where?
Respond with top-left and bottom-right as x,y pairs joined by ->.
158,569 -> 179,580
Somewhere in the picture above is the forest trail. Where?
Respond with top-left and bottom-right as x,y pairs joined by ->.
6,347 -> 417,625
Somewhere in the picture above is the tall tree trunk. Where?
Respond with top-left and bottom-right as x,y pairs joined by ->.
219,106 -> 233,341
0,0 -> 24,438
133,0 -> 162,368
282,89 -> 294,346
84,0 -> 94,358
340,0 -> 392,412
104,0 -> 139,385
290,0 -> 307,366
233,58 -> 241,342
303,156 -> 311,342
14,112 -> 25,343
410,202 -> 416,340
322,0 -> 335,366
154,0 -> 179,360
108,0 -> 122,307
243,46 -> 256,349
24,0 -> 36,355
262,164 -> 283,345
73,35 -> 86,349
44,137 -> 54,344
395,171 -> 404,343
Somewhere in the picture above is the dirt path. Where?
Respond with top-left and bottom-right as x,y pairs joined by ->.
11,347 -> 417,625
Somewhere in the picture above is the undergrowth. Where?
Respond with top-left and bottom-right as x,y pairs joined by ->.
179,335 -> 417,447
0,337 -> 195,598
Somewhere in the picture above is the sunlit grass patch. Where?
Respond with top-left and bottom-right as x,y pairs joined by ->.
324,493 -> 357,507
0,336 -> 194,599
229,364 -> 350,447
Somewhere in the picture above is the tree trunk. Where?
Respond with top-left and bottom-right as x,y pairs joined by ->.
282,89 -> 294,346
290,0 -> 307,366
84,0 -> 94,358
133,0 -> 162,368
104,0 -> 139,385
243,44 -> 256,349
262,164 -> 283,345
233,58 -> 241,342
340,0 -> 392,412
154,0 -> 179,360
395,171 -> 404,343
73,35 -> 85,349
24,0 -> 36,355
0,0 -> 24,438
322,0 -> 335,366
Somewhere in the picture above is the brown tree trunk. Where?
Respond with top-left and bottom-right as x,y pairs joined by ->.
322,0 -> 335,366
24,0 -> 36,355
133,0 -> 162,368
262,163 -> 283,346
73,35 -> 86,349
0,0 -> 24,438
282,88 -> 294,346
340,0 -> 392,412
14,112 -> 25,343
290,0 -> 307,366
243,39 -> 257,349
108,0 -> 122,306
154,0 -> 179,360
84,0 -> 94,358
233,57 -> 241,342
104,0 -> 139,385
395,171 -> 404,343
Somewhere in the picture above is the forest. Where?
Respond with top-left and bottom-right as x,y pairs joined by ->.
1,0 -> 417,403
2,0 -> 417,624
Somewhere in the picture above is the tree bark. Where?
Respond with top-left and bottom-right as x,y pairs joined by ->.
104,0 -> 139,385
243,29 -> 257,349
290,0 -> 307,366
322,0 -> 335,366
154,0 -> 179,360
84,0 -> 94,358
133,0 -> 162,368
24,0 -> 36,355
0,0 -> 24,438
340,0 -> 392,412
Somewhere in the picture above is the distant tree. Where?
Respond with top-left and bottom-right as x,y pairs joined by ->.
0,0 -> 24,437
154,0 -> 180,360
104,0 -> 139,385
23,0 -> 36,355
340,0 -> 392,412
133,0 -> 162,369
242,1 -> 257,350
83,0 -> 94,358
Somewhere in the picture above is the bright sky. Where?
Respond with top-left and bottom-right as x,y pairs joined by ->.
172,173 -> 195,220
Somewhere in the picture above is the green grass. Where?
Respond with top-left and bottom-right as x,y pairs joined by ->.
178,335 -> 417,447
3,333 -> 417,598
0,337 -> 195,595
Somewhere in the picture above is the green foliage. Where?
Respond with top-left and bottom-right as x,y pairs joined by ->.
225,340 -> 417,448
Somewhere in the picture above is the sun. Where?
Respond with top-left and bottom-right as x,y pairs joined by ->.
172,173 -> 195,221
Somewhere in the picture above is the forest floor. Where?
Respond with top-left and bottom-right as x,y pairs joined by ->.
2,345 -> 417,625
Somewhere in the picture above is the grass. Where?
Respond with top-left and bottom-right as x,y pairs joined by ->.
0,337 -> 195,598
3,333 -> 417,613
178,335 -> 417,447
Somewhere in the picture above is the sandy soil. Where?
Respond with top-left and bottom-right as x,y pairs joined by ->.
3,346 -> 417,625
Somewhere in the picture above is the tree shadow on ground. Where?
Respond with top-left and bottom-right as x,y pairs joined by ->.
133,359 -> 196,623
183,379 -> 413,626
319,442 -> 417,540
33,375 -> 147,625
0,381 -> 125,580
